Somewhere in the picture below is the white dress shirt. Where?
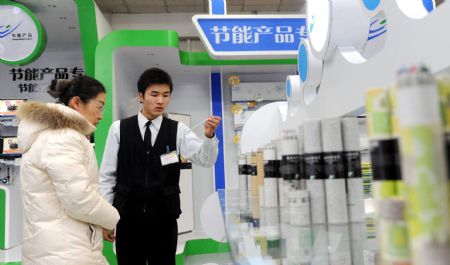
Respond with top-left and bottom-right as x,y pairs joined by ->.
99,111 -> 219,204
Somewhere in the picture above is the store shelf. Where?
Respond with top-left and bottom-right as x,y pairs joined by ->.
219,190 -> 378,265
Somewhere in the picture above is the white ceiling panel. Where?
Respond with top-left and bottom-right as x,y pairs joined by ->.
242,5 -> 282,12
168,5 -> 206,13
15,0 -> 81,44
282,0 -> 304,4
279,4 -> 304,12
165,0 -> 201,5
244,0 -> 280,5
227,0 -> 244,4
103,4 -> 130,13
125,0 -> 166,4
128,5 -> 168,13
227,5 -> 244,12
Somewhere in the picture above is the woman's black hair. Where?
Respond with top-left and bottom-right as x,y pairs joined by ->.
47,75 -> 106,106
137,67 -> 173,95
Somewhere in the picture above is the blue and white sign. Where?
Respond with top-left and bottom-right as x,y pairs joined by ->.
192,15 -> 307,59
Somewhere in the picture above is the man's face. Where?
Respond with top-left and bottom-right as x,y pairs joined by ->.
139,83 -> 171,120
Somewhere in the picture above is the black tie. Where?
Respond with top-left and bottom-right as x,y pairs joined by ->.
144,120 -> 152,150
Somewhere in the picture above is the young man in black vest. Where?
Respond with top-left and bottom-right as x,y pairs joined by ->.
99,68 -> 221,265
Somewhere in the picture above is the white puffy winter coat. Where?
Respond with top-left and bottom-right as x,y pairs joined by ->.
17,102 -> 120,265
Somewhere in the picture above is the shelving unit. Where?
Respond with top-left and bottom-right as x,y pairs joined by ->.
0,101 -> 24,250
220,190 -> 377,265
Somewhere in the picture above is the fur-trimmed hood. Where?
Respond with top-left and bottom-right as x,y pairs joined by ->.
17,101 -> 95,152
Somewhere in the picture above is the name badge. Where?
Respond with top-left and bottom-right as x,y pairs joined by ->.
161,151 -> 179,166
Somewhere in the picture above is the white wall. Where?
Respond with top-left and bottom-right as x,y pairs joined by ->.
113,50 -> 142,120
95,2 -> 112,41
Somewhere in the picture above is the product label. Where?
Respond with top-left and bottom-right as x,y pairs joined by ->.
370,139 -> 402,181
238,164 -> 248,175
288,190 -> 311,226
323,152 -> 346,179
264,160 -> 280,178
304,153 -> 325,179
280,155 -> 302,180
344,151 -> 362,178
246,165 -> 257,176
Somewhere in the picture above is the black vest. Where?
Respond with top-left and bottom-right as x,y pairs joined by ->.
113,115 -> 181,218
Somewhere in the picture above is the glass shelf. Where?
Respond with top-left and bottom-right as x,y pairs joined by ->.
219,190 -> 378,265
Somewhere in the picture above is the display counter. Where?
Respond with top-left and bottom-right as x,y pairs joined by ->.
219,190 -> 378,265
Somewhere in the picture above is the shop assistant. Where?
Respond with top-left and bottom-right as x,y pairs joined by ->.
99,68 -> 221,265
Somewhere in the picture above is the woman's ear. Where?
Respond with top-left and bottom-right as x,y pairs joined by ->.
68,96 -> 82,111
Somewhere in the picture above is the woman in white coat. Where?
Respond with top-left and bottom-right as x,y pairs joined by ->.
17,76 -> 120,265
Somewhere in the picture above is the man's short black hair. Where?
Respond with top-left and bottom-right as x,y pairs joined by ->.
137,68 -> 173,94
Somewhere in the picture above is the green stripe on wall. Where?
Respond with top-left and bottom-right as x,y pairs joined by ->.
74,0 -> 99,77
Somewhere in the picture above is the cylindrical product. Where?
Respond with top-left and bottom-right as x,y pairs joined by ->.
279,130 -> 302,223
257,150 -> 265,207
311,224 -> 330,265
322,118 -> 349,224
254,231 -> 268,256
250,194 -> 260,228
437,74 -> 450,234
369,138 -> 401,201
274,139 -> 285,208
349,222 -> 366,265
366,88 -> 401,204
389,86 -> 408,197
364,250 -> 381,265
246,153 -> 253,191
303,120 -> 327,224
265,207 -> 281,241
264,144 -> 279,208
250,152 -> 259,197
367,87 -> 406,262
297,125 -> 306,189
288,189 -> 311,226
239,190 -> 249,214
280,222 -> 288,263
279,133 -> 301,183
259,185 -> 265,208
287,225 -> 313,265
324,179 -> 348,223
379,199 -> 411,264
305,180 -> 327,225
396,66 -> 450,263
278,178 -> 285,207
327,224 -> 352,265
238,154 -> 248,191
341,117 -> 365,222
259,206 -> 266,235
